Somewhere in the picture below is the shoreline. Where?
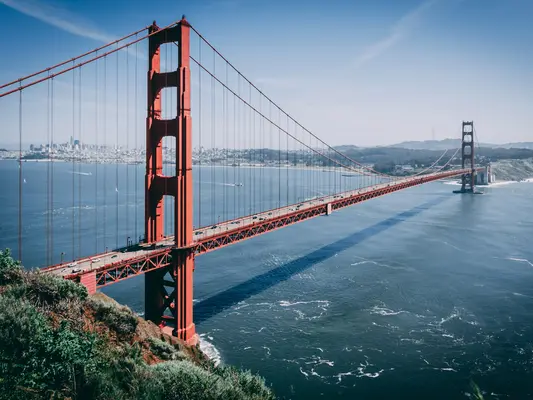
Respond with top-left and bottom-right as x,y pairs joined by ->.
2,158 -> 378,175
6,158 -> 533,183
442,177 -> 533,187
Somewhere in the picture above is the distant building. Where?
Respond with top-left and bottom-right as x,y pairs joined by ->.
476,164 -> 495,185
395,164 -> 414,173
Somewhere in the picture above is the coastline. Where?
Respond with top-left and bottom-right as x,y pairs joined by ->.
442,177 -> 533,187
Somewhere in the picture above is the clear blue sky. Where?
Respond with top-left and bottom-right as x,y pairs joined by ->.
0,0 -> 532,147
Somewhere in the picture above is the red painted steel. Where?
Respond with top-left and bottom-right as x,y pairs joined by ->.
143,17 -> 197,345
80,272 -> 97,295
172,16 -> 195,345
145,21 -> 164,244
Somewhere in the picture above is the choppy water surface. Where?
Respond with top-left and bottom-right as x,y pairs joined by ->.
1,161 -> 532,398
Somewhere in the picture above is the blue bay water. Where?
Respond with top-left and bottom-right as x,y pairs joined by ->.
1,160 -> 532,398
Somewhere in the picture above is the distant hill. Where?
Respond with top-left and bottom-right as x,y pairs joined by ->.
389,139 -> 533,151
334,144 -> 359,152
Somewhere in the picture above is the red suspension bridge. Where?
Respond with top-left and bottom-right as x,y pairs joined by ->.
0,17 -> 481,345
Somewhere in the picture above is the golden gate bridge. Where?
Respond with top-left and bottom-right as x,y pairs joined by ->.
0,17 -> 481,345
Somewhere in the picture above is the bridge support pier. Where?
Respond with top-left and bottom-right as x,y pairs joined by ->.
145,249 -> 196,345
144,17 -> 197,345
170,248 -> 196,343
79,271 -> 96,295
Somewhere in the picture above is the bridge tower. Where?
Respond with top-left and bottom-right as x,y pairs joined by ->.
144,17 -> 197,345
457,121 -> 476,193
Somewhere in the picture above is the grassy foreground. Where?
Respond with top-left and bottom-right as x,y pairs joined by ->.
0,249 -> 275,400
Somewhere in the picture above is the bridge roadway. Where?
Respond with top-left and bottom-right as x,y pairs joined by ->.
42,169 -> 472,288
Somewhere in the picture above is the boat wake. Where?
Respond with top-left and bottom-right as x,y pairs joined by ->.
507,257 -> 533,268
69,171 -> 92,176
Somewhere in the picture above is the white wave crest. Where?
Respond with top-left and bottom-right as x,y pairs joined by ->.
279,300 -> 329,307
507,257 -> 533,268
369,305 -> 406,316
198,334 -> 221,367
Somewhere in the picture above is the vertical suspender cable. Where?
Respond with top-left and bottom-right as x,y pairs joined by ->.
269,101 -> 272,209
278,107 -> 281,209
198,36 -> 202,228
78,67 -> 82,260
286,114 -> 289,206
223,63 -> 227,222
72,64 -> 75,260
257,92 -> 260,213
51,77 -> 54,263
246,88 -> 250,214
126,45 -> 130,241
211,51 -> 215,225
232,77 -> 236,219
116,46 -> 119,249
46,77 -> 50,265
18,87 -> 22,262
252,90 -> 255,214
246,84 -> 250,215
103,56 -> 107,252
134,38 -> 139,242
95,52 -> 99,254
238,75 -> 241,217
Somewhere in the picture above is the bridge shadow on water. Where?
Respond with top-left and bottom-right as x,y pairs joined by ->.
195,195 -> 449,325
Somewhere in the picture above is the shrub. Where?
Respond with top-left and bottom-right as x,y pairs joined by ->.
5,272 -> 88,305
82,343 -> 147,400
140,360 -> 223,400
89,298 -> 138,336
212,365 -> 275,400
148,337 -> 187,361
0,248 -> 23,286
139,360 -> 275,400
0,296 -> 98,398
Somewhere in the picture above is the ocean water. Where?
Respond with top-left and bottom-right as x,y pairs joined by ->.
1,161 -> 533,398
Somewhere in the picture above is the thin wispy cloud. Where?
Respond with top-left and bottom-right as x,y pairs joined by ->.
354,0 -> 438,67
0,0 -> 115,43
0,0 -> 145,59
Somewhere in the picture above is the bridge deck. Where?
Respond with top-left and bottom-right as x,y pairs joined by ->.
42,169 -> 471,287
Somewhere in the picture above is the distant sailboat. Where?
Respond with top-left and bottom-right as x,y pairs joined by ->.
23,178 -> 26,183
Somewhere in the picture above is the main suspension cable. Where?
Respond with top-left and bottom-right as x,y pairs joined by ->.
0,25 -> 149,90
0,19 -> 182,98
188,25 -> 395,179
190,54 -> 385,178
